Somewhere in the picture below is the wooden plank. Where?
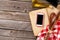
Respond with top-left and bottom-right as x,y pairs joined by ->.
0,36 -> 36,40
0,36 -> 13,40
15,37 -> 36,40
15,38 -> 24,40
0,30 -> 36,40
15,30 -> 24,37
0,29 -> 16,37
0,11 -> 30,21
24,31 -> 35,38
0,11 -> 32,31
0,0 -> 31,2
16,31 -> 35,38
0,30 -> 35,38
0,29 -> 11,36
0,19 -> 32,31
0,1 -> 32,12
18,0 -> 31,2
23,38 -> 36,40
11,0 -> 31,2
0,29 -> 35,38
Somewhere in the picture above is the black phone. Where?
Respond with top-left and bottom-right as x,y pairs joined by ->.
36,13 -> 44,26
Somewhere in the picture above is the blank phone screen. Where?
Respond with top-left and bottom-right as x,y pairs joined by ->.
37,14 -> 43,25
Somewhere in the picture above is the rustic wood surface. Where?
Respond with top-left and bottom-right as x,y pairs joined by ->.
0,19 -> 32,31
0,0 -> 36,40
0,11 -> 30,21
0,0 -> 31,2
0,0 -> 59,40
0,1 -> 32,12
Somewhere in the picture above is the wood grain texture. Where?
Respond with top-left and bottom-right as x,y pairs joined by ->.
0,11 -> 30,21
15,38 -> 36,40
0,11 -> 33,31
0,19 -> 32,31
0,1 -> 32,12
0,34 -> 36,40
0,36 -> 13,40
0,29 -> 17,37
0,29 -> 35,38
0,29 -> 11,36
16,31 -> 35,38
0,0 -> 36,40
0,0 -> 31,2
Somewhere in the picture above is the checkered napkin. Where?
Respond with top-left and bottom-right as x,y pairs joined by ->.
37,20 -> 60,40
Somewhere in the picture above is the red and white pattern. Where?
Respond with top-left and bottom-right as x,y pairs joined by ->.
37,20 -> 60,40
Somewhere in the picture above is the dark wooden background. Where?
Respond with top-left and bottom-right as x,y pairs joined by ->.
0,0 -> 59,40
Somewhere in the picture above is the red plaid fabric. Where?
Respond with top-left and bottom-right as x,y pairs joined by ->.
37,20 -> 60,40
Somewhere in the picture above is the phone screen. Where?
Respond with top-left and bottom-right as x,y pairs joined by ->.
37,14 -> 43,25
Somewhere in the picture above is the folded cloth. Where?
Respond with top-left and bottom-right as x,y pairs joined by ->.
37,20 -> 60,40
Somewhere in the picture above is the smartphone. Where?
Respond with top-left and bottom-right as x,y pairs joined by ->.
36,13 -> 44,26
